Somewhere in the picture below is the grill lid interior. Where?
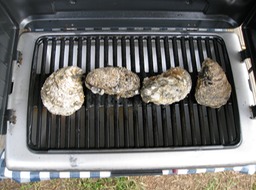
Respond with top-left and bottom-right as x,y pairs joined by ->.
28,34 -> 240,151
242,4 -> 256,101
1,0 -> 256,30
0,3 -> 18,134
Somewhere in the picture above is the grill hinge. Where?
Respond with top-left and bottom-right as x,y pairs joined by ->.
2,109 -> 16,134
17,51 -> 23,66
12,50 -> 23,66
240,49 -> 251,61
4,109 -> 16,124
250,106 -> 256,119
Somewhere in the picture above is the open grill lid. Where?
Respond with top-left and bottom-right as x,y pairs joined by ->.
242,4 -> 256,117
0,3 -> 18,134
0,0 -> 256,132
0,0 -> 255,30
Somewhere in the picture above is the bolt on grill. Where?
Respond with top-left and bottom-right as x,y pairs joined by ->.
27,34 -> 240,151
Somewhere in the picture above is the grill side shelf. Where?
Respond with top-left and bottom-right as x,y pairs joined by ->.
27,34 -> 240,151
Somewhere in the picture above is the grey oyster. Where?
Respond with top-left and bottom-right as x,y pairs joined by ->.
195,58 -> 232,108
140,67 -> 192,105
41,66 -> 84,116
85,67 -> 140,98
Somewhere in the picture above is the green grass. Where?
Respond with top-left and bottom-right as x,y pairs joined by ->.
253,183 -> 256,190
204,177 -> 237,190
78,177 -> 141,190
1,171 -> 256,190
16,177 -> 142,190
205,178 -> 219,190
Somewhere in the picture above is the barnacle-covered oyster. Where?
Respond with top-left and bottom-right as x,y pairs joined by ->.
140,67 -> 192,105
85,67 -> 140,98
41,66 -> 84,116
195,58 -> 232,108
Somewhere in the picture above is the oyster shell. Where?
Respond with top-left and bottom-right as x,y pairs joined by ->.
85,67 -> 140,98
140,67 -> 192,105
41,66 -> 84,116
195,58 -> 232,108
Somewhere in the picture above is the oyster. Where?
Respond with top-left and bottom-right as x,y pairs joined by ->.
140,67 -> 192,105
195,58 -> 232,108
85,67 -> 140,98
41,66 -> 84,116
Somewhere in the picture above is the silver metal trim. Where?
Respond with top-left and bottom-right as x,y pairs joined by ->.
6,31 -> 256,171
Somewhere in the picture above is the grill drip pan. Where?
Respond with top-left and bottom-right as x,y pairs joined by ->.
28,34 -> 240,151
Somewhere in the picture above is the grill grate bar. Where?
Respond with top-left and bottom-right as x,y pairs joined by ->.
145,37 -> 155,147
59,39 -> 65,68
172,37 -> 182,146
155,37 -> 165,147
94,37 -> 100,148
77,37 -> 82,68
121,37 -> 130,148
28,34 -> 240,151
75,37 -> 83,148
195,38 -> 210,145
103,37 -> 110,148
138,37 -> 149,147
129,37 -> 138,147
68,37 -> 74,66
205,38 -> 226,145
68,37 -> 75,148
180,37 -> 192,146
28,43 -> 38,148
215,38 -> 239,145
162,37 -> 171,146
55,38 -> 65,149
65,116 -> 71,148
37,39 -> 48,149
188,37 -> 202,145
85,37 -> 91,148
46,38 -> 56,148
213,39 -> 231,145
147,38 -> 159,147
197,38 -> 216,145
113,37 -> 120,148
163,37 -> 171,70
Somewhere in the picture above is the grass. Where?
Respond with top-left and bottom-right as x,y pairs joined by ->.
0,177 -> 143,190
253,183 -> 256,190
77,177 -> 141,190
204,177 -> 236,190
205,178 -> 219,190
1,171 -> 256,190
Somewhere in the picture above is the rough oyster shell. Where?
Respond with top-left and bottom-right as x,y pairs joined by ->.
85,67 -> 140,98
195,58 -> 232,108
140,67 -> 192,105
41,66 -> 84,116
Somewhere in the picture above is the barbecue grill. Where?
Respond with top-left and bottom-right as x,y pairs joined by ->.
1,0 -> 256,173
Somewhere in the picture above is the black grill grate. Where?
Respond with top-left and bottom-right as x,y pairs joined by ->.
27,34 -> 240,151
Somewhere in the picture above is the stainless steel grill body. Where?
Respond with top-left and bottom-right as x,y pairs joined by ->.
6,31 -> 256,171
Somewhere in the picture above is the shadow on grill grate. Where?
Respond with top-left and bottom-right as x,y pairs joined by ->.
27,34 -> 240,151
